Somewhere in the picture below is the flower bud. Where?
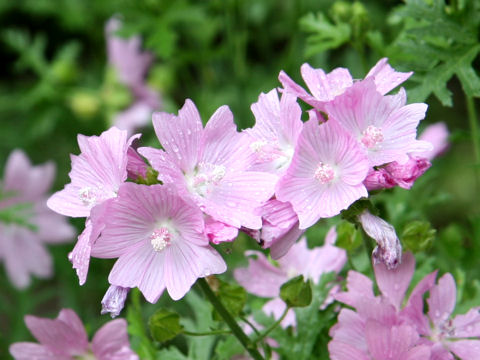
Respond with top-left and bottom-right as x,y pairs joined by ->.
101,285 -> 130,318
358,210 -> 402,269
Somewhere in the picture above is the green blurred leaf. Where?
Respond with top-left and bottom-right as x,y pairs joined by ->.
213,279 -> 247,320
336,221 -> 363,251
280,275 -> 312,308
149,309 -> 184,343
402,220 -> 436,252
300,12 -> 351,58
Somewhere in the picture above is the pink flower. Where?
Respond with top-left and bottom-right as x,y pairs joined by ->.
331,253 -> 480,360
0,150 -> 74,288
91,183 -> 226,302
245,89 -> 303,175
326,78 -> 429,167
276,119 -> 369,229
47,127 -> 140,285
279,57 -> 412,111
9,308 -> 138,360
235,232 -> 346,328
106,18 -> 161,134
139,99 -> 277,230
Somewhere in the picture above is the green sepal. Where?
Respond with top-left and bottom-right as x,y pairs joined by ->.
280,275 -> 312,308
402,220 -> 436,253
148,309 -> 184,343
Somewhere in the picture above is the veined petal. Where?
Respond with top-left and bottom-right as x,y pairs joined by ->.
92,319 -> 138,360
365,57 -> 413,95
448,340 -> 480,360
152,99 -> 203,173
428,273 -> 457,328
164,242 -> 226,300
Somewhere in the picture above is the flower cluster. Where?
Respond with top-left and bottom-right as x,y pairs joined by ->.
47,58 -> 438,312
329,253 -> 480,360
9,308 -> 138,359
0,150 -> 74,289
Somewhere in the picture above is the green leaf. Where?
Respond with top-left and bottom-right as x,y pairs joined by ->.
156,347 -> 189,360
213,279 -> 247,321
300,12 -> 351,58
401,220 -> 436,252
335,221 -> 362,251
149,309 -> 184,343
279,275 -> 312,308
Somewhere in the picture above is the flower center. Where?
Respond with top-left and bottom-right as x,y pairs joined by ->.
190,162 -> 226,197
78,187 -> 97,207
314,162 -> 335,184
361,125 -> 384,148
149,227 -> 171,252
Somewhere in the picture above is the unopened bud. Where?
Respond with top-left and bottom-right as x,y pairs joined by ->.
101,285 -> 130,318
358,210 -> 402,269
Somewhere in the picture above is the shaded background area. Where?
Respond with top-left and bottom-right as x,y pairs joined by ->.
0,0 -> 479,358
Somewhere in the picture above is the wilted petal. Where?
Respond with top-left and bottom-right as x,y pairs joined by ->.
101,285 -> 130,318
358,210 -> 402,269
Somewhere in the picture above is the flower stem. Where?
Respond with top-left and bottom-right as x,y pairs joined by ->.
183,329 -> 232,336
197,278 -> 264,360
253,306 -> 290,344
466,95 -> 480,187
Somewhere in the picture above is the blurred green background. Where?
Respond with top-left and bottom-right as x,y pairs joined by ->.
1,0 -> 479,358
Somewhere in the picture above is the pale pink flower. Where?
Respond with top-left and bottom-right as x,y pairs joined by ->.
235,232 -> 346,328
0,150 -> 74,289
47,127 -> 140,285
106,18 -> 161,134
139,99 -> 277,230
245,89 -> 303,175
279,57 -> 412,111
276,119 -> 369,229
9,308 -> 138,360
357,210 -> 402,269
404,273 -> 480,360
326,78 -> 430,167
91,183 -> 226,302
331,253 -> 480,359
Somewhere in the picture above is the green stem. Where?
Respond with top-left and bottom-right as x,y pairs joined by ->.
184,329 -> 232,336
253,307 -> 290,344
241,316 -> 262,336
466,96 -> 480,185
197,278 -> 264,360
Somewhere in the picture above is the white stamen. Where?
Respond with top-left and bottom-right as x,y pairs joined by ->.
361,125 -> 384,148
314,162 -> 335,184
149,228 -> 171,252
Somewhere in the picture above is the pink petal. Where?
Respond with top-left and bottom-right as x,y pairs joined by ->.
374,252 -> 415,310
109,241 -> 166,303
447,339 -> 480,360
137,147 -> 186,188
2,225 -> 52,289
402,345 -> 432,360
92,319 -> 138,360
113,102 -> 152,135
329,309 -> 367,351
9,343 -> 58,360
164,242 -> 226,300
206,171 -> 277,229
33,201 -> 75,244
152,99 -> 203,173
234,251 -> 287,298
279,70 -> 325,110
204,217 -> 239,244
365,321 -> 419,360
268,223 -> 305,260
428,273 -> 457,328
328,340 -> 370,360
25,309 -> 88,356
262,298 -> 296,328
417,122 -> 449,160
451,307 -> 480,338
365,58 -> 413,95
334,270 -> 374,307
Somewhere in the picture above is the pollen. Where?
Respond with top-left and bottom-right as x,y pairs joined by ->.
149,227 -> 171,252
314,162 -> 335,184
78,187 -> 96,207
361,125 -> 384,148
